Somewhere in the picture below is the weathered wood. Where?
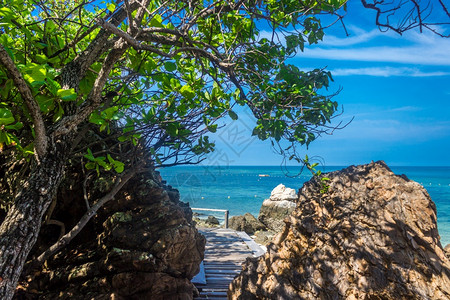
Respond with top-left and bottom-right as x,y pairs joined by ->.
194,228 -> 265,299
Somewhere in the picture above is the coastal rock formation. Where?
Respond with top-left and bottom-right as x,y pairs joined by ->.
20,173 -> 205,300
193,215 -> 221,228
258,184 -> 297,232
445,244 -> 450,259
229,161 -> 450,299
205,215 -> 220,226
229,213 -> 266,234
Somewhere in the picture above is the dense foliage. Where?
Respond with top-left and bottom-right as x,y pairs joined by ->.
0,0 -> 344,174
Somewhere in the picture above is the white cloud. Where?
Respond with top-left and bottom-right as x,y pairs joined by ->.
389,106 -> 423,112
326,119 -> 450,142
330,67 -> 450,77
321,28 -> 390,47
300,27 -> 450,66
300,45 -> 450,66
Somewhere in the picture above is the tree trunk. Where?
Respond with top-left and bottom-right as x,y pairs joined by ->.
0,142 -> 68,300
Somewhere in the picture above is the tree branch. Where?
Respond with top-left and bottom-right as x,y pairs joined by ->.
29,165 -> 142,270
53,40 -> 129,137
0,45 -> 48,160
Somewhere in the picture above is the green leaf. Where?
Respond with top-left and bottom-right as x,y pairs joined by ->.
3,46 -> 14,61
107,155 -> 125,173
35,53 -> 47,64
0,79 -> 13,98
23,65 -> 47,85
0,7 -> 14,18
46,78 -> 61,96
53,102 -> 64,122
166,123 -> 178,136
106,2 -> 116,11
0,108 -> 15,125
0,131 -> 12,145
57,88 -> 77,101
180,85 -> 195,100
150,14 -> 163,27
84,148 -> 95,161
85,162 -> 96,170
107,154 -> 114,164
207,124 -> 218,133
89,112 -> 105,125
5,121 -> 23,131
165,61 -> 177,72
118,135 -> 128,142
228,110 -> 238,120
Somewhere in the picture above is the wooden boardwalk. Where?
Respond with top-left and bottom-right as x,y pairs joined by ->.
194,228 -> 265,299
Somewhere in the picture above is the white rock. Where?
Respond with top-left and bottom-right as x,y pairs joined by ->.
262,199 -> 296,209
270,184 -> 297,201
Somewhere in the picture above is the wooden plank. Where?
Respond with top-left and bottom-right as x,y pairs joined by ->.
204,270 -> 240,275
236,231 -> 266,257
194,228 -> 266,299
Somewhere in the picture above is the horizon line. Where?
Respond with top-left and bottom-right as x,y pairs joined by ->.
159,164 -> 450,168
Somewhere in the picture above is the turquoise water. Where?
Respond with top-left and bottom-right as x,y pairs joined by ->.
160,165 -> 450,247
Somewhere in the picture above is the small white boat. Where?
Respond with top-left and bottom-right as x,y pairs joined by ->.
258,174 -> 270,177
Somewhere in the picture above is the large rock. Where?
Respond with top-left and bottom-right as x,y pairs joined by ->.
258,184 -> 297,232
20,172 -> 205,300
229,213 -> 266,234
205,215 -> 220,226
229,161 -> 450,299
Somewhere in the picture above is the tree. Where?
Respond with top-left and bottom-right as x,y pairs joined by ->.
0,0 -> 346,298
0,0 -> 448,299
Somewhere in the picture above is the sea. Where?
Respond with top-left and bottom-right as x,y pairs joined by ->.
160,165 -> 450,247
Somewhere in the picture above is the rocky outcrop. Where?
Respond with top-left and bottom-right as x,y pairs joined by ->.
445,244 -> 450,259
205,215 -> 220,226
229,213 -> 266,234
229,161 -> 450,299
20,172 -> 205,300
193,215 -> 221,228
258,184 -> 297,232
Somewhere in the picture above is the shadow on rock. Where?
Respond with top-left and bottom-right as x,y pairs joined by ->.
229,161 -> 450,299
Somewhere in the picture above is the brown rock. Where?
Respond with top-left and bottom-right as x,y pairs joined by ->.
193,215 -> 221,228
229,161 -> 450,299
229,213 -> 266,234
22,172 -> 205,300
253,229 -> 276,245
445,244 -> 450,259
205,215 -> 220,226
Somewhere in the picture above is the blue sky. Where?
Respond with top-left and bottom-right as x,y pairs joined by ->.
203,1 -> 450,167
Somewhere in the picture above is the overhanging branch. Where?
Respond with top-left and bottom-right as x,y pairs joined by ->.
0,45 -> 48,160
29,164 -> 144,270
53,40 -> 129,137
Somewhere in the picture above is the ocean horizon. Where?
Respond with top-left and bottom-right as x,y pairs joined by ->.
160,165 -> 450,247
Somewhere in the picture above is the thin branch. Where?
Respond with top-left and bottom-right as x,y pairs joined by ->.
438,0 -> 450,17
30,165 -> 142,269
0,45 -> 48,160
82,172 -> 92,210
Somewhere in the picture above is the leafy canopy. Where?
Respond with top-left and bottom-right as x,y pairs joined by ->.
0,0 -> 346,171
